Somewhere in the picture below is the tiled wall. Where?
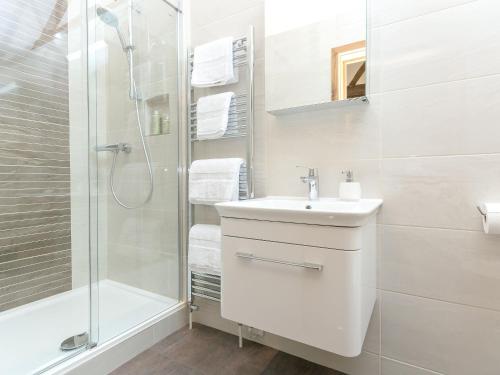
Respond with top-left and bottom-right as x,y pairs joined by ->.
0,0 -> 71,311
190,0 -> 500,374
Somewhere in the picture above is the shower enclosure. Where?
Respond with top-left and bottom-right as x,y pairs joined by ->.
0,0 -> 183,373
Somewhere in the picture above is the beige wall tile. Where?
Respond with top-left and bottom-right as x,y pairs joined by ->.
376,74 -> 500,157
371,0 -> 477,27
190,0 -> 263,31
370,0 -> 500,93
381,291 -> 500,374
381,225 -> 500,310
381,357 -> 443,375
382,155 -> 500,230
191,4 -> 265,60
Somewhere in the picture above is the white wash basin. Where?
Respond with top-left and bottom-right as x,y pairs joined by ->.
215,196 -> 383,227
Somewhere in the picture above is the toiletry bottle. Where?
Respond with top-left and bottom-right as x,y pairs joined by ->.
161,113 -> 170,134
339,170 -> 361,201
151,110 -> 161,135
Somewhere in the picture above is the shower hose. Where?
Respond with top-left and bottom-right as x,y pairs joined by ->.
108,78 -> 154,209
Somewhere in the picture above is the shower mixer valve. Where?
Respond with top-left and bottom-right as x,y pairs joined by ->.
95,143 -> 132,154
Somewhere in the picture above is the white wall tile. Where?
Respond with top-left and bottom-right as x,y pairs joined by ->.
370,0 -> 477,28
371,0 -> 500,93
381,225 -> 500,310
191,4 -> 265,60
190,0 -> 263,31
381,291 -> 500,375
267,158 -> 381,199
376,74 -> 500,157
382,155 -> 500,230
267,104 -> 380,161
266,103 -> 381,198
381,357 -> 443,375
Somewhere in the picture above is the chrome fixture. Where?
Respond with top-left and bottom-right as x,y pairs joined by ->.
96,142 -> 132,153
477,204 -> 487,218
96,6 -> 126,47
60,333 -> 89,351
236,252 -> 323,271
96,2 -> 153,209
297,166 -> 319,201
96,5 -> 135,99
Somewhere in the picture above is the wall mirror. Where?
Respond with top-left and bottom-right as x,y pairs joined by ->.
265,0 -> 368,114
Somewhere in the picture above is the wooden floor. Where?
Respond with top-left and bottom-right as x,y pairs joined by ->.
112,324 -> 346,375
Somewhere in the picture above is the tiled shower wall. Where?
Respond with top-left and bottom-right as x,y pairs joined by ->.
190,0 -> 500,374
0,0 -> 71,311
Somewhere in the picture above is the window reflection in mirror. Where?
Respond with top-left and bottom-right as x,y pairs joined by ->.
331,41 -> 366,101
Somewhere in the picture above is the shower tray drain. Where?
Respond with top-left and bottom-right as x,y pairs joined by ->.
60,332 -> 89,351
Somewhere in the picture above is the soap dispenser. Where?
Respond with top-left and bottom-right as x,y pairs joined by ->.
339,170 -> 361,201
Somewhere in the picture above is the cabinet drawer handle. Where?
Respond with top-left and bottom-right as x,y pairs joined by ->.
236,252 -> 323,271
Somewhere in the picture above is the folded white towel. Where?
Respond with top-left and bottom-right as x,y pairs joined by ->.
189,158 -> 244,205
188,224 -> 222,274
196,92 -> 234,140
191,37 -> 237,87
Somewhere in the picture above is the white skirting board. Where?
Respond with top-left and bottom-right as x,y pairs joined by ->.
46,303 -> 188,375
192,298 -> 379,375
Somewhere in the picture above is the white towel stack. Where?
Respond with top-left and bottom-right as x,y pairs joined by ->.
196,92 -> 234,140
191,37 -> 237,87
189,158 -> 244,205
188,224 -> 222,274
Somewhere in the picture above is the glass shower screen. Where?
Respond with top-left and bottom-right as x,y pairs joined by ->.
89,0 -> 182,344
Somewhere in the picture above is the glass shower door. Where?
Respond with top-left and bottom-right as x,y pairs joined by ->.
89,0 -> 181,344
0,0 -> 93,373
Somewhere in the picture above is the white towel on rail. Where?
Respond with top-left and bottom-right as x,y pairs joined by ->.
196,92 -> 234,140
188,224 -> 221,274
191,37 -> 237,87
189,158 -> 244,205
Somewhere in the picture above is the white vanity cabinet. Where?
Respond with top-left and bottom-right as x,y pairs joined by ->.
217,213 -> 378,357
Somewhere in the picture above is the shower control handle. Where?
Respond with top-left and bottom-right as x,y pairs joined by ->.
95,143 -> 132,153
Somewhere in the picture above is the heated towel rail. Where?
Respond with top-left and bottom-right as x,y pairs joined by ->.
187,27 -> 255,348
187,26 -> 255,199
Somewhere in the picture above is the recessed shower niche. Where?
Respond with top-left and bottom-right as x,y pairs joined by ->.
145,94 -> 172,136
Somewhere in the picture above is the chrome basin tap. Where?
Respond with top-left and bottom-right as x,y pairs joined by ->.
297,166 -> 319,201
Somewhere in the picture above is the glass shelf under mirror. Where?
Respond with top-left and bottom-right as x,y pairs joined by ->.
268,96 -> 368,116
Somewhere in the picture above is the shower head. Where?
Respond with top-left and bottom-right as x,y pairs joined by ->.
97,3 -> 135,99
96,6 -> 119,29
96,6 -> 128,51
